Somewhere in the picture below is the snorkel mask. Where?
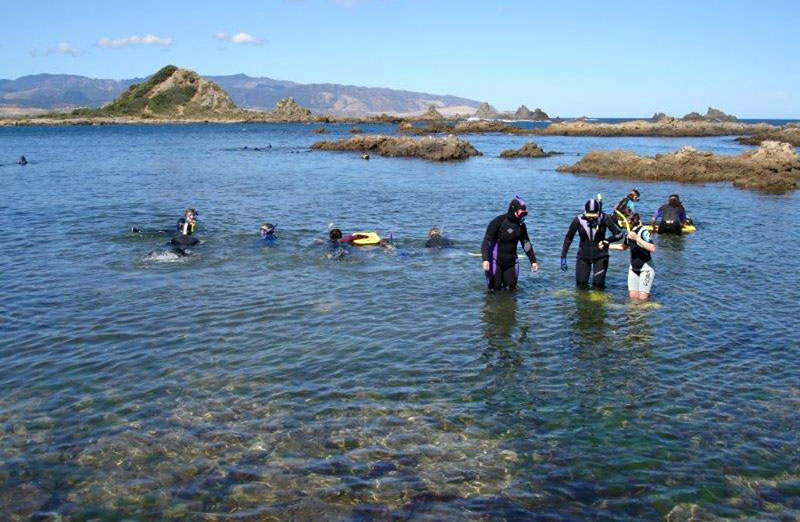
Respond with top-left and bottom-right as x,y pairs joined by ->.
260,223 -> 276,238
510,195 -> 528,221
583,199 -> 601,220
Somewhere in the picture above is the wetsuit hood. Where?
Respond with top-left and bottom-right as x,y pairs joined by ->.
507,196 -> 528,222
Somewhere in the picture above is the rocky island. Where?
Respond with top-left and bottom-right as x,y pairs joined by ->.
736,124 -> 800,147
532,118 -> 773,138
310,135 -> 481,161
557,141 -> 800,193
500,142 -> 561,158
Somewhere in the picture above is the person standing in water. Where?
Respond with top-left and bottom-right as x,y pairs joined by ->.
561,198 -> 623,290
610,213 -> 656,300
171,208 -> 199,247
481,196 -> 539,291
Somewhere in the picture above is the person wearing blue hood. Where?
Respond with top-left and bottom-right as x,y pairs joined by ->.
481,196 -> 539,290
561,198 -> 624,289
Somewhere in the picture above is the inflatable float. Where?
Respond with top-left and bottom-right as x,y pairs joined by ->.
350,232 -> 381,246
642,224 -> 696,234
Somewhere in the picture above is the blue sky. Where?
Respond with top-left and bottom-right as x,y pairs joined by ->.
3,0 -> 798,118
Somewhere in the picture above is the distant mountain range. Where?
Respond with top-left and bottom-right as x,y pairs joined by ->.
0,71 -> 481,116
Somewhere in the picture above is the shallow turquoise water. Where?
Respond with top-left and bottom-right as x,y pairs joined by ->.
1,123 -> 799,520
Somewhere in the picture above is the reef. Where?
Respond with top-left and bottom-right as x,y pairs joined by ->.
556,141 -> 800,193
311,134 -> 481,161
499,142 -> 561,158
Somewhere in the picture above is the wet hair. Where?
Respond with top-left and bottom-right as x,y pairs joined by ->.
184,208 -> 197,218
631,189 -> 640,198
428,227 -> 441,239
630,212 -> 641,227
329,228 -> 342,241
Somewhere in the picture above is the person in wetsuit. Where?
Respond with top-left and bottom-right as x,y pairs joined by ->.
613,188 -> 640,227
18,155 -> 27,166
171,208 -> 199,247
481,196 -> 539,290
561,198 -> 624,289
260,223 -> 276,242
610,213 -> 656,301
652,194 -> 687,234
425,227 -> 452,249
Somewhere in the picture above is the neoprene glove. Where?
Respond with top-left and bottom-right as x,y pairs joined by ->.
560,257 -> 568,271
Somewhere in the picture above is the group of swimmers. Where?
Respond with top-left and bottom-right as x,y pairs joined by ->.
150,191 -> 690,302
482,191 -> 691,301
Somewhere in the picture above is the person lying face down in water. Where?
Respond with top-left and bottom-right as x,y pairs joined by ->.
425,227 -> 452,249
171,208 -> 199,247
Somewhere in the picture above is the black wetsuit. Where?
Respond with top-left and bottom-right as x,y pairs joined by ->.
627,225 -> 653,274
561,213 -> 623,289
655,204 -> 685,234
481,212 -> 537,290
171,218 -> 198,246
425,237 -> 453,249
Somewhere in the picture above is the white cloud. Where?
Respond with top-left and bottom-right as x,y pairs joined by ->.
45,43 -> 83,56
98,34 -> 174,49
214,31 -> 263,45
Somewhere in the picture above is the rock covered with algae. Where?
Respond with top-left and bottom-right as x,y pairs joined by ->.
311,134 -> 482,161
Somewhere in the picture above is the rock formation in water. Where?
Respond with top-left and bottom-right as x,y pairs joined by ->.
512,105 -> 549,120
312,127 -> 328,134
475,102 -> 499,119
350,126 -> 363,134
737,124 -> 800,147
556,140 -> 800,193
651,112 -> 674,123
311,134 -> 481,161
420,104 -> 445,120
271,97 -> 313,121
682,107 -> 737,122
499,142 -> 561,158
533,118 -> 772,137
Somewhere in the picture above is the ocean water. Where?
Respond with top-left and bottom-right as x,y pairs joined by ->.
1,123 -> 799,521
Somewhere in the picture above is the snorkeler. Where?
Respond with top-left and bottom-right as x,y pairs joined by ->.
613,188 -> 640,228
425,227 -> 453,249
652,194 -> 688,234
481,196 -> 539,291
561,198 -> 624,290
260,223 -> 276,241
610,213 -> 656,300
171,208 -> 199,247
18,155 -> 27,166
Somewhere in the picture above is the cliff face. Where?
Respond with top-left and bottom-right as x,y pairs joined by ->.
98,66 -> 239,118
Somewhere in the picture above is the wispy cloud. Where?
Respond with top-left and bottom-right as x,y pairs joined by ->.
98,34 -> 174,49
214,32 -> 264,45
45,43 -> 84,56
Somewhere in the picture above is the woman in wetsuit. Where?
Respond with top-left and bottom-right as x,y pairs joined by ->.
481,196 -> 539,290
652,194 -> 687,234
561,198 -> 624,290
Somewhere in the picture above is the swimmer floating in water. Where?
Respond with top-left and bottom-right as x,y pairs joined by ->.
18,155 -> 27,166
425,227 -> 452,249
260,223 -> 276,241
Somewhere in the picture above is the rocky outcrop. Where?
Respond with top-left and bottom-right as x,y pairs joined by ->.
651,112 -> 674,123
311,134 -> 481,161
682,107 -> 737,122
533,119 -> 773,137
737,124 -> 800,147
452,120 -> 531,135
312,127 -> 328,134
350,126 -> 363,134
512,105 -> 549,120
475,102 -> 498,119
556,141 -> 800,193
500,142 -> 561,158
420,104 -> 444,120
271,97 -> 313,121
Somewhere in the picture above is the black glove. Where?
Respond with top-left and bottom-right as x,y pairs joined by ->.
560,257 -> 568,271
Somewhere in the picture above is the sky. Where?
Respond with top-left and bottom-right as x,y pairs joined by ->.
2,0 -> 799,118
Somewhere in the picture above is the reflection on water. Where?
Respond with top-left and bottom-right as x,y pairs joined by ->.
1,124 -> 800,520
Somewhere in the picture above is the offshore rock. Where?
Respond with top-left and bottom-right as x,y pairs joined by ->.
475,102 -> 499,119
512,105 -> 549,120
556,140 -> 800,193
500,142 -> 561,158
420,104 -> 445,120
311,134 -> 481,161
533,119 -> 772,137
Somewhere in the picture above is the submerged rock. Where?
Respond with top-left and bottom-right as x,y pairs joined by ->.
499,142 -> 561,158
312,127 -> 328,134
556,140 -> 800,193
311,134 -> 481,161
349,126 -> 363,134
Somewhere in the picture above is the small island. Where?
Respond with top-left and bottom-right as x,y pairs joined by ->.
499,142 -> 561,158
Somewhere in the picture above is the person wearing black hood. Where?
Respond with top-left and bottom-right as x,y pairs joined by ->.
561,198 -> 624,289
18,155 -> 27,166
481,196 -> 539,290
652,194 -> 688,234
